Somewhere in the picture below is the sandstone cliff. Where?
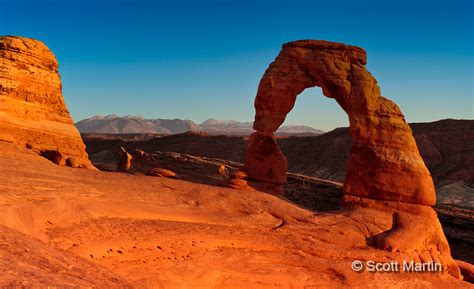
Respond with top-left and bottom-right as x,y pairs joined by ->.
0,36 -> 93,168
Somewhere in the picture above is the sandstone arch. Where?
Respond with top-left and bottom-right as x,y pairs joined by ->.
244,40 -> 436,206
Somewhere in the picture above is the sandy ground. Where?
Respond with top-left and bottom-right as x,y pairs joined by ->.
0,143 -> 470,288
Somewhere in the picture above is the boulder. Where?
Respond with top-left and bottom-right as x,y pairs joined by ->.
134,149 -> 147,158
218,165 -> 228,176
455,259 -> 474,283
147,168 -> 176,178
229,170 -> 248,179
66,157 -> 82,168
221,169 -> 249,189
226,178 -> 248,189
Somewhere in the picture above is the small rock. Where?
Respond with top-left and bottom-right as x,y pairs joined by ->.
147,168 -> 176,178
218,165 -> 228,176
25,142 -> 37,150
229,170 -> 248,179
227,178 -> 248,189
134,149 -> 146,157
66,157 -> 82,168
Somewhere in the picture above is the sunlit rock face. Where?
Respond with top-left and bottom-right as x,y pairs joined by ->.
0,36 -> 93,169
245,39 -> 436,206
244,40 -> 463,278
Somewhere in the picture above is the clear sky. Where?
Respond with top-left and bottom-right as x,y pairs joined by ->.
1,0 -> 472,131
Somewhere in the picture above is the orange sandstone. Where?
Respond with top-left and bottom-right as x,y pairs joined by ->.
245,39 -> 435,206
244,40 -> 460,278
0,36 -> 93,169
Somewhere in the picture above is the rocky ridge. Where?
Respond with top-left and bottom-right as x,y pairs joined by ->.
76,115 -> 324,136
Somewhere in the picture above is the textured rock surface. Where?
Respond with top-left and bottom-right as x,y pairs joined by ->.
245,39 -> 435,206
0,225 -> 135,287
0,36 -> 93,168
344,195 -> 461,278
244,131 -> 287,185
0,143 -> 469,287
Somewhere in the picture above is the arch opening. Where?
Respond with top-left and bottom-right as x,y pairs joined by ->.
279,86 -> 348,133
278,86 -> 350,184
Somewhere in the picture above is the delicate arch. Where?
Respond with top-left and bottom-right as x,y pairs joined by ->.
245,40 -> 435,206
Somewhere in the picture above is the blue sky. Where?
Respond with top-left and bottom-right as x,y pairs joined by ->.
1,0 -> 472,130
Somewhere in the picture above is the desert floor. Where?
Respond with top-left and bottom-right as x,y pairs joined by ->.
0,143 -> 469,288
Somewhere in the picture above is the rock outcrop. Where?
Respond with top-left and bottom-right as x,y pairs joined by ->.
221,169 -> 249,189
244,40 -> 460,278
0,36 -> 93,169
245,40 -> 435,206
117,147 -> 132,172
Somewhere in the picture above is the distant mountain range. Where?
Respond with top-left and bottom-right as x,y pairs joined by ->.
75,115 -> 325,136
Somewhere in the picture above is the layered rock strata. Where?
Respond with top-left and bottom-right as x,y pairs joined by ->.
0,36 -> 93,168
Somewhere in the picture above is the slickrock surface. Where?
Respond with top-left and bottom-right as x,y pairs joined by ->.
0,142 -> 470,288
80,132 -> 474,265
0,36 -> 93,168
0,225 -> 136,288
246,39 -> 436,206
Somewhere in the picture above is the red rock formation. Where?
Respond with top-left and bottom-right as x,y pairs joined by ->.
245,40 -> 461,278
0,36 -> 93,169
244,131 -> 287,185
117,147 -> 132,172
245,40 -> 435,206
